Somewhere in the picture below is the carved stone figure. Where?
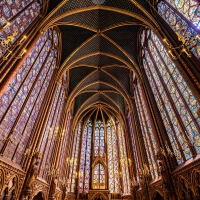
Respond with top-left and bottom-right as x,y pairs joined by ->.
158,160 -> 172,198
50,176 -> 58,198
26,161 -> 39,188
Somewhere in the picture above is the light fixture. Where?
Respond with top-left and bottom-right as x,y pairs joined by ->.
138,164 -> 150,177
44,165 -> 59,176
163,30 -> 200,59
92,0 -> 106,5
160,142 -> 174,157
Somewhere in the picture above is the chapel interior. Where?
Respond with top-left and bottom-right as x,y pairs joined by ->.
0,0 -> 200,200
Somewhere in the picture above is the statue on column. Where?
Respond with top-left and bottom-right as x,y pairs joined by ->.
157,153 -> 174,200
49,175 -> 58,199
26,161 -> 39,189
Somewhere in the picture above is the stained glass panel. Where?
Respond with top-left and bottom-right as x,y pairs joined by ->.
157,1 -> 200,59
135,83 -> 158,179
68,123 -> 82,192
93,163 -> 105,189
0,29 -> 59,165
78,120 -> 92,193
94,120 -> 104,156
141,29 -> 200,163
118,123 -> 130,195
0,0 -> 42,57
107,120 -> 120,193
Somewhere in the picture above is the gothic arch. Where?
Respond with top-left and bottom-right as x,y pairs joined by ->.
177,176 -> 194,200
191,169 -> 200,196
90,192 -> 108,200
32,191 -> 46,200
151,189 -> 165,200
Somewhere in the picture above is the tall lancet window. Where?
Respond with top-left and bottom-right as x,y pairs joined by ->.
93,163 -> 105,189
0,28 -> 58,164
127,112 -> 140,176
79,120 -> 92,193
157,0 -> 200,59
135,83 -> 158,180
118,123 -> 130,195
0,0 -> 42,58
107,120 -> 120,193
39,81 -> 65,180
94,120 -> 105,156
68,122 -> 82,192
141,29 -> 200,164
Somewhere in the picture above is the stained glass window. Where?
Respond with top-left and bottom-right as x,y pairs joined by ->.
118,123 -> 130,195
0,0 -> 42,57
68,122 -> 82,192
78,120 -> 92,193
127,112 -> 140,175
94,120 -> 105,156
0,28 -> 59,165
93,163 -> 105,189
135,83 -> 158,180
39,82 -> 65,180
58,110 -> 72,187
157,0 -> 200,59
107,120 -> 120,193
141,29 -> 200,164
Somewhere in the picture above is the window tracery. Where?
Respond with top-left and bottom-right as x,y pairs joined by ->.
141,29 -> 200,164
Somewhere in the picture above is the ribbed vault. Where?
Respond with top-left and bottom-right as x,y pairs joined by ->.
41,0 -> 156,127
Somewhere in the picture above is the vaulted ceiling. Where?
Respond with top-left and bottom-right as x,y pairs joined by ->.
41,0 -> 158,128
